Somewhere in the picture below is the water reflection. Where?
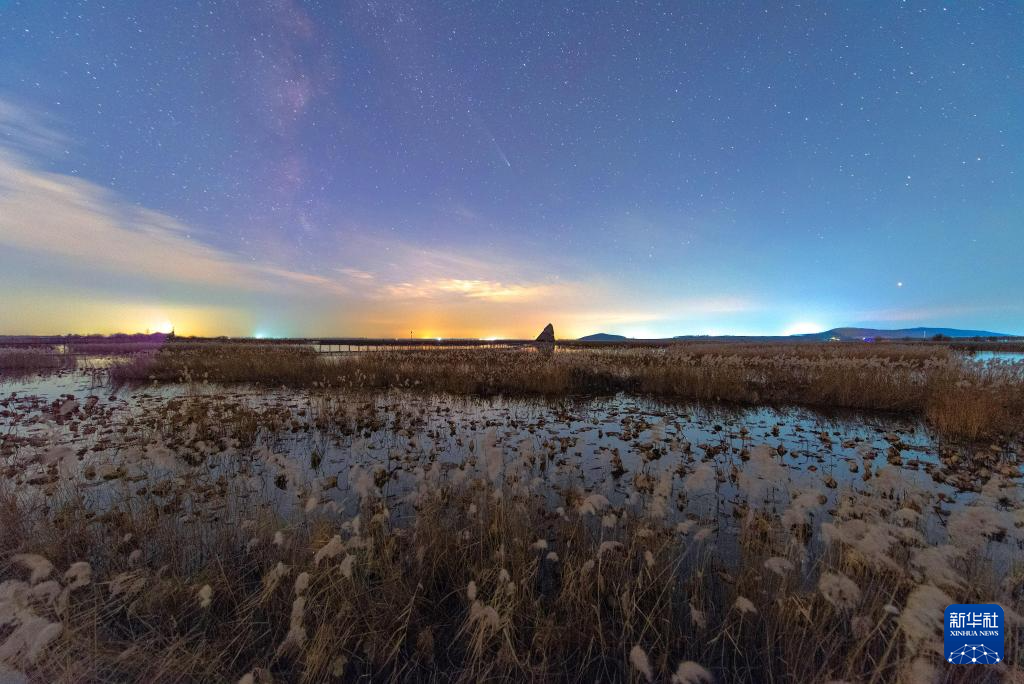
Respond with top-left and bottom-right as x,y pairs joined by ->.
973,350 -> 1024,364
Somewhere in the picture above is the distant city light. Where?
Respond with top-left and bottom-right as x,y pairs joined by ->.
782,322 -> 823,336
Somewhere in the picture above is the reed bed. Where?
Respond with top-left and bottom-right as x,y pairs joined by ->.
951,341 -> 1024,353
1,431 -> 1020,683
1,365 -> 1021,682
108,343 -> 1024,441
65,341 -> 169,355
0,348 -> 71,376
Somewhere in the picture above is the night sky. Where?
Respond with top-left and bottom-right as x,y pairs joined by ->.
1,1 -> 1021,338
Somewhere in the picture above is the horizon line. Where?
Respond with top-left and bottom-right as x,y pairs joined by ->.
1,326 -> 1021,341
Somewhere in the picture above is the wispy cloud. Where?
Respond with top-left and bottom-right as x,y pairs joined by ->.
0,98 -> 365,299
0,98 -> 68,157
384,278 -> 554,302
0,98 -> 567,325
328,231 -> 570,305
2,98 -> 755,338
0,149 -> 350,295
336,267 -> 375,280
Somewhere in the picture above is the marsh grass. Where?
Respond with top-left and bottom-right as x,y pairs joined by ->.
1,369 -> 1022,682
0,348 -> 72,376
1,441 -> 1020,682
66,341 -> 169,355
109,343 -> 1024,441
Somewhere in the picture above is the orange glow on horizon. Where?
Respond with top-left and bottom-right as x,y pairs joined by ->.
0,295 -> 580,339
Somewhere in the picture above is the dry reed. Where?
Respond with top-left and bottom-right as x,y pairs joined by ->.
108,343 -> 1024,441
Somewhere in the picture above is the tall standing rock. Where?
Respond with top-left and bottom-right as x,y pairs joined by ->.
535,323 -> 555,358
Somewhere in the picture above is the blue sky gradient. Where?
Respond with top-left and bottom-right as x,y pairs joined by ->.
1,1 -> 1021,337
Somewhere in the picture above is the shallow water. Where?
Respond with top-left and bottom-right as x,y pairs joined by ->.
973,350 -> 1024,364
3,369 -> 1019,533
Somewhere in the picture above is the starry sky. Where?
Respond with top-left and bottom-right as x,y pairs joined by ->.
1,1 -> 1021,338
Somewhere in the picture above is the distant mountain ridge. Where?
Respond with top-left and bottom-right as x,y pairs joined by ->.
578,333 -> 629,342
578,327 -> 1013,342
798,327 -> 1011,340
